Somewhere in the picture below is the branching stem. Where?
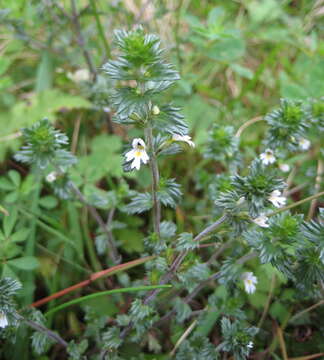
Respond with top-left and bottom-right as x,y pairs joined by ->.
22,317 -> 68,348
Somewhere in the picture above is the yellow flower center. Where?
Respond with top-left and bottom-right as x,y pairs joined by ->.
135,151 -> 142,157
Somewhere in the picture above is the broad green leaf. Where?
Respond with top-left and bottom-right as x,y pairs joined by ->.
35,51 -> 53,92
8,256 -> 39,270
10,228 -> 30,243
3,207 -> 17,237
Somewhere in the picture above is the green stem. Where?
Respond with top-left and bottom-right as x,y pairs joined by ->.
45,285 -> 172,316
88,0 -> 111,57
269,191 -> 324,217
145,125 -> 161,237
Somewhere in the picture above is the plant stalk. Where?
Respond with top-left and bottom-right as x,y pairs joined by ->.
145,125 -> 161,237
269,191 -> 324,217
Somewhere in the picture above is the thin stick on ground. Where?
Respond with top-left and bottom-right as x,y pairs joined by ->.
170,320 -> 197,357
235,116 -> 264,138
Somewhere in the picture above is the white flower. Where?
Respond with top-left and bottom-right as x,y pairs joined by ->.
172,134 -> 195,147
268,190 -> 286,208
0,312 -> 8,328
279,163 -> 290,172
260,149 -> 276,165
46,171 -> 57,183
252,215 -> 269,228
247,341 -> 253,349
242,272 -> 257,294
299,138 -> 311,151
125,138 -> 149,170
67,69 -> 90,82
152,105 -> 160,115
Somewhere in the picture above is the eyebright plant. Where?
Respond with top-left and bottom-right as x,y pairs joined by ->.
1,27 -> 324,360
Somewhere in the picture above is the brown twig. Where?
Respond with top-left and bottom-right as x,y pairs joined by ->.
31,256 -> 154,308
235,116 -> 264,138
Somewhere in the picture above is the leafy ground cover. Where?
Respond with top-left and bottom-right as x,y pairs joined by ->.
0,1 -> 323,359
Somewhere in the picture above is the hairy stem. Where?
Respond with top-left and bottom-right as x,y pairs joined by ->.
120,214 -> 227,338
156,251 -> 258,326
145,125 -> 161,237
22,317 -> 68,348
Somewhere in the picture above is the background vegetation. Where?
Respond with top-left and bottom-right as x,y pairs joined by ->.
0,0 -> 323,359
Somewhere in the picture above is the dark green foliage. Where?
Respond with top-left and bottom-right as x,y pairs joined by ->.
67,339 -> 88,360
176,232 -> 197,251
176,335 -> 219,360
231,160 -> 286,217
305,98 -> 324,131
0,277 -> 21,324
153,105 -> 188,136
30,310 -> 55,355
157,178 -> 182,208
102,327 -> 123,350
217,317 -> 257,360
124,192 -> 152,214
264,99 -> 309,151
204,125 -> 239,165
173,297 -> 192,323
15,119 -> 76,170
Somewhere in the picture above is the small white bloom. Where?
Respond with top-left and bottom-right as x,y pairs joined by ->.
152,105 -> 160,115
260,149 -> 276,165
0,312 -> 8,328
242,272 -> 257,294
172,134 -> 195,147
268,190 -> 286,208
46,172 -> 57,183
279,163 -> 290,172
299,138 -> 311,151
103,106 -> 110,113
125,138 -> 149,171
67,69 -> 90,82
252,215 -> 269,228
247,341 -> 253,349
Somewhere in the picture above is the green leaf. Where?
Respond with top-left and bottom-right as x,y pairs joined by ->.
39,195 -> 58,209
10,228 -> 30,243
8,256 -> 39,270
35,51 -> 53,92
3,207 -> 17,237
